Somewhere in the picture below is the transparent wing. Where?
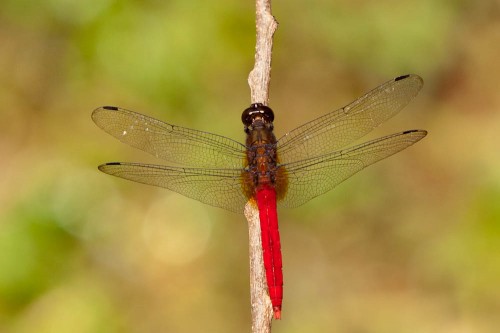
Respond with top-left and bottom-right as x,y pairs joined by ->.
277,129 -> 427,208
99,162 -> 249,213
277,74 -> 423,164
92,106 -> 247,168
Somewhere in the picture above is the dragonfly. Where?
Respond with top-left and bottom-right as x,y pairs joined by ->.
92,74 -> 427,319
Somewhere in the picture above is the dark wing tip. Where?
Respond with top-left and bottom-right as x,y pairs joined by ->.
394,74 -> 424,86
91,106 -> 118,121
402,129 -> 428,143
91,106 -> 119,116
98,162 -> 122,171
403,129 -> 427,135
395,74 -> 411,81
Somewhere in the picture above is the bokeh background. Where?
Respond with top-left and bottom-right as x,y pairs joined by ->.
1,0 -> 500,332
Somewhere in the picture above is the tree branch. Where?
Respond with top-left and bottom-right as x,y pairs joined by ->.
245,203 -> 273,332
246,0 -> 278,332
248,0 -> 278,105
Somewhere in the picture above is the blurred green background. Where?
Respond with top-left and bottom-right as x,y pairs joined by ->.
1,0 -> 500,332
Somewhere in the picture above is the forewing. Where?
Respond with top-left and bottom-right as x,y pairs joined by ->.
92,106 -> 246,168
277,75 -> 423,164
99,162 -> 249,213
278,129 -> 427,208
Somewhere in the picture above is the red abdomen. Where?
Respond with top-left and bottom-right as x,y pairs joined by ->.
255,184 -> 283,319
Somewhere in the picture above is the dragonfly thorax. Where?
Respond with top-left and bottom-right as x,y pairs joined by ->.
242,104 -> 279,189
246,144 -> 278,185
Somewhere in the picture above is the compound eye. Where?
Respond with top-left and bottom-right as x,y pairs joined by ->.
241,103 -> 274,126
260,106 -> 274,122
241,107 -> 253,126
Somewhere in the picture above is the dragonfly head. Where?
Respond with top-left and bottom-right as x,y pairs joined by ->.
242,103 -> 274,133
